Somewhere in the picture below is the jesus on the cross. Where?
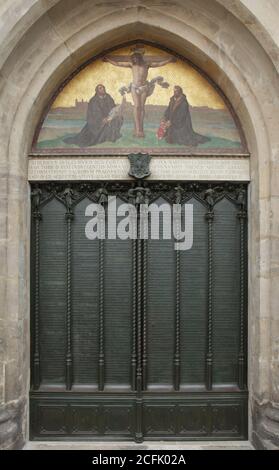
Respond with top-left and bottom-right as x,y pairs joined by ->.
103,45 -> 176,138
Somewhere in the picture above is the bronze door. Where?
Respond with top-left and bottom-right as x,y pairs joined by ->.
30,181 -> 248,441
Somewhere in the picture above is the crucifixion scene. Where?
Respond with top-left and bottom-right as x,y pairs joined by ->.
34,44 -> 244,154
103,44 -> 176,138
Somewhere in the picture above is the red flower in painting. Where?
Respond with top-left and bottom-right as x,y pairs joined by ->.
157,120 -> 168,140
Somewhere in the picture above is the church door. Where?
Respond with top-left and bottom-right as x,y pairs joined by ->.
30,181 -> 248,441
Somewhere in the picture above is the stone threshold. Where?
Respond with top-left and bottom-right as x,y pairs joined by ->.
24,441 -> 254,450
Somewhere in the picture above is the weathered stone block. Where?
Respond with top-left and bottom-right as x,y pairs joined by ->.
252,400 -> 279,449
0,398 -> 26,450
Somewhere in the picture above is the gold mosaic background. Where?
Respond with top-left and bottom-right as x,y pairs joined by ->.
53,45 -> 225,110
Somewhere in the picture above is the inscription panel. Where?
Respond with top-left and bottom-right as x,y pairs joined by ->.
28,157 -> 250,181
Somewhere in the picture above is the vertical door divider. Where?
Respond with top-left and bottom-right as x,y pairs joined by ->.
98,209 -> 105,391
135,205 -> 143,442
238,200 -> 247,390
205,205 -> 214,390
65,206 -> 74,391
32,192 -> 42,390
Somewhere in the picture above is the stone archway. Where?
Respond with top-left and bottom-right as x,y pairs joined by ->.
0,0 -> 278,449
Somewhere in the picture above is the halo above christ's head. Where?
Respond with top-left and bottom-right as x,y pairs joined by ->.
130,44 -> 146,55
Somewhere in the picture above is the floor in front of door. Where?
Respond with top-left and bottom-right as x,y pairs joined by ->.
24,441 -> 254,450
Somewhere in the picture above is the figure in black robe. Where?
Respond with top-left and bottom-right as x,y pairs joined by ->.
163,86 -> 209,146
63,84 -> 123,147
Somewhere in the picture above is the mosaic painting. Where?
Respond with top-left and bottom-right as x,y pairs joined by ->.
33,44 -> 246,155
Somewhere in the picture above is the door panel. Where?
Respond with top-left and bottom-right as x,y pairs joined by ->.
39,198 -> 67,386
104,199 -> 133,387
213,198 -> 241,385
147,198 -> 175,388
30,181 -> 248,440
72,197 -> 99,386
180,198 -> 208,385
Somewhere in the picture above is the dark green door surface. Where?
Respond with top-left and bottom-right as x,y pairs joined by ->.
30,181 -> 248,441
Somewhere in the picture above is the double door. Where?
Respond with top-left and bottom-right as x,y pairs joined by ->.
30,181 -> 248,441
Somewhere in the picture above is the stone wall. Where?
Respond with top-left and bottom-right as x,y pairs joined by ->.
0,0 -> 278,449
